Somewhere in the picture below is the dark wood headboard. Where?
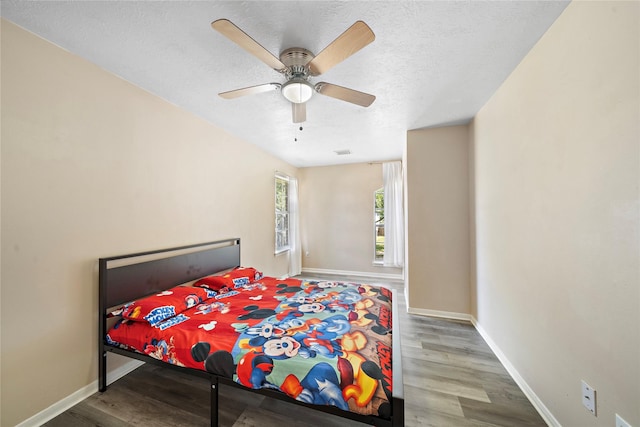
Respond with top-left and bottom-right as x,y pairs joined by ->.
98,238 -> 241,391
99,238 -> 240,308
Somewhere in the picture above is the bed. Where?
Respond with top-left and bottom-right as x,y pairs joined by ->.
99,238 -> 404,426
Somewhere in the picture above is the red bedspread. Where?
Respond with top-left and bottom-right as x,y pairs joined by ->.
107,277 -> 394,418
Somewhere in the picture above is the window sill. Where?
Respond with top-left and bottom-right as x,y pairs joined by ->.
275,248 -> 290,256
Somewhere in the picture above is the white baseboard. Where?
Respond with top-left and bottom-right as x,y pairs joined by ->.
407,306 -> 473,322
471,318 -> 560,427
16,360 -> 144,427
301,267 -> 404,282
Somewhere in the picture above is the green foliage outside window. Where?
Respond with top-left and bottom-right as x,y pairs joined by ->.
275,176 -> 290,252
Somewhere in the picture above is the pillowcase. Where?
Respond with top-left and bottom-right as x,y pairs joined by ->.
116,286 -> 216,326
193,267 -> 263,291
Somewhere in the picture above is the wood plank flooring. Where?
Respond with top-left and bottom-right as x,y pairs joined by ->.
44,276 -> 547,427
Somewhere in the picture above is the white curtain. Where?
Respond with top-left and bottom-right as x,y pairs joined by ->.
288,177 -> 302,276
383,161 -> 404,267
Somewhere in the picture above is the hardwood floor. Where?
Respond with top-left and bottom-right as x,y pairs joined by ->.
45,276 -> 547,427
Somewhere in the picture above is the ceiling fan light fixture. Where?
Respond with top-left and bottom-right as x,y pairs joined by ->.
281,78 -> 314,104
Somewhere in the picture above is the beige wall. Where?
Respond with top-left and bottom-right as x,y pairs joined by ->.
405,125 -> 471,315
0,20 -> 297,426
298,163 -> 402,277
472,2 -> 639,426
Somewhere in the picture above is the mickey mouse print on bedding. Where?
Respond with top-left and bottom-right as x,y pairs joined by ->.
106,275 -> 394,418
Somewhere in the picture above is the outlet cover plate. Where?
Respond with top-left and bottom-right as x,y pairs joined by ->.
581,380 -> 596,415
616,414 -> 631,427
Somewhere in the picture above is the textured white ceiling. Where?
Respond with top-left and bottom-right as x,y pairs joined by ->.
1,1 -> 569,167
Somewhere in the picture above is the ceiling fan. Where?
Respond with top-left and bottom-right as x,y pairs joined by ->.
212,19 -> 376,123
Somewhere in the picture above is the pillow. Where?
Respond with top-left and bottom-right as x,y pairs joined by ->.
116,286 -> 216,326
194,267 -> 263,291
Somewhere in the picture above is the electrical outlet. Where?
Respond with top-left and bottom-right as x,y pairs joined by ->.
581,380 -> 596,416
616,414 -> 632,427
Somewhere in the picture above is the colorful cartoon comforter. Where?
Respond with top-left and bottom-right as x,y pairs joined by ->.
106,275 -> 394,418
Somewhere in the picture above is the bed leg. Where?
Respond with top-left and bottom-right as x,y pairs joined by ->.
99,350 -> 107,392
210,377 -> 219,427
392,397 -> 404,427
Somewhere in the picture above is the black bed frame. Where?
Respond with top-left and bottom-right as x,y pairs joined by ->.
99,238 -> 404,426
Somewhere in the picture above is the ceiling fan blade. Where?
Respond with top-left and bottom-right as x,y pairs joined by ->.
315,82 -> 375,107
211,19 -> 286,72
307,21 -> 375,76
219,83 -> 281,99
292,102 -> 306,123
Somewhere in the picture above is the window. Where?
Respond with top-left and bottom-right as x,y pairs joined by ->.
275,174 -> 290,253
374,187 -> 384,261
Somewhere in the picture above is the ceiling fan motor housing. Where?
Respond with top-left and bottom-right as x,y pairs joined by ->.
280,48 -> 314,74
280,48 -> 315,103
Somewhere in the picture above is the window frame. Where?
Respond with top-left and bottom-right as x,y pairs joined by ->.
373,187 -> 384,263
275,173 -> 291,254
